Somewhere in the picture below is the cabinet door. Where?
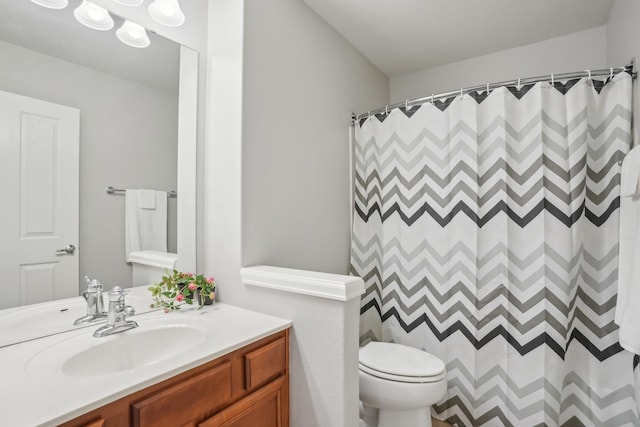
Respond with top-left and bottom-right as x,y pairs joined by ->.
199,377 -> 287,427
244,336 -> 286,390
82,419 -> 105,427
133,361 -> 233,427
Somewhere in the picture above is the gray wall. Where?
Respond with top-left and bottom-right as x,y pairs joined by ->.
240,0 -> 389,275
206,0 -> 389,301
205,3 -> 387,425
390,26 -> 607,104
606,0 -> 640,145
0,40 -> 178,289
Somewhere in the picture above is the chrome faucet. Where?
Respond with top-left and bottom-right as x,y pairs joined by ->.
93,287 -> 138,338
74,277 -> 107,326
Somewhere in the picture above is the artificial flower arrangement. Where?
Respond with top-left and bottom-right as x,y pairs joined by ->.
148,269 -> 216,312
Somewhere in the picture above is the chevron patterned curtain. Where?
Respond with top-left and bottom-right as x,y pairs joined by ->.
352,72 -> 638,426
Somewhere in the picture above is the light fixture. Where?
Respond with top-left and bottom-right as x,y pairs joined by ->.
116,20 -> 150,48
74,1 -> 114,31
29,0 -> 68,9
148,0 -> 184,27
112,0 -> 144,6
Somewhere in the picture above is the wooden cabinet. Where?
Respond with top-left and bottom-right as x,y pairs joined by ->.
60,330 -> 289,427
199,377 -> 287,427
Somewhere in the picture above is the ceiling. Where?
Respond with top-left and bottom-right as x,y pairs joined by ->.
0,0 -> 179,94
301,0 -> 616,77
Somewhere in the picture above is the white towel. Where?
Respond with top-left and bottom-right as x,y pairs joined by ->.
139,189 -> 156,209
616,146 -> 640,354
125,189 -> 167,261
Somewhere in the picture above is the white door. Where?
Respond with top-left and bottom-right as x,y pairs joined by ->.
0,90 -> 80,309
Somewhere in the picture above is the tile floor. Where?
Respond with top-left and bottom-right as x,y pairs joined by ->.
432,417 -> 453,427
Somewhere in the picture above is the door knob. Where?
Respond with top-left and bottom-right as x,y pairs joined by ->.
56,244 -> 76,255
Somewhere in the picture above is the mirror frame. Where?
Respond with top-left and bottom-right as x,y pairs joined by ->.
176,45 -> 197,274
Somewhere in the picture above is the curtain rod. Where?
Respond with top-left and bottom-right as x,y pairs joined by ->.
352,59 -> 637,123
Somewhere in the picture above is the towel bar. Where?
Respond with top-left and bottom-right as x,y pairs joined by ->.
106,186 -> 177,198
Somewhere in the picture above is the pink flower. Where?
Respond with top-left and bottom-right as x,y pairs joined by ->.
175,293 -> 185,302
188,283 -> 197,290
206,277 -> 214,284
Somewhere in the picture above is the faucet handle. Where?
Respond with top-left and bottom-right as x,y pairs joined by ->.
88,279 -> 103,292
108,286 -> 130,302
83,276 -> 103,293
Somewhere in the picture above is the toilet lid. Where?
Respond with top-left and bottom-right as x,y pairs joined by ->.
359,342 -> 445,383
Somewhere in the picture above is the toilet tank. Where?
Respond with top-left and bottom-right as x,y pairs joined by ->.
129,250 -> 178,287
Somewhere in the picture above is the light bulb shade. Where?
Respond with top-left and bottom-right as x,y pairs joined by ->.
74,1 -> 114,31
112,0 -> 144,6
30,0 -> 69,9
148,0 -> 185,27
116,20 -> 150,48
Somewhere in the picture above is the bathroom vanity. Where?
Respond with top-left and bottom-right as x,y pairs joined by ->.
0,289 -> 291,427
61,330 -> 289,427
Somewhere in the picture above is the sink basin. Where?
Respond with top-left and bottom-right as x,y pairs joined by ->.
25,316 -> 211,378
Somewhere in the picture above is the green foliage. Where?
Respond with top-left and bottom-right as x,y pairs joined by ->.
147,269 -> 216,311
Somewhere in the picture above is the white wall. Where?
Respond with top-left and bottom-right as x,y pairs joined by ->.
606,0 -> 640,144
0,40 -> 178,289
205,0 -> 244,306
390,26 -> 607,104
240,281 -> 362,427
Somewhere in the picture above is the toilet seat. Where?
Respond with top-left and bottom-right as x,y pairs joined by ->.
359,342 -> 446,383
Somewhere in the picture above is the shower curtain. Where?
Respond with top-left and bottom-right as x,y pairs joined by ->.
351,72 -> 638,426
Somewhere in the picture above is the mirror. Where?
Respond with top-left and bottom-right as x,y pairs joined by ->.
0,0 -> 196,316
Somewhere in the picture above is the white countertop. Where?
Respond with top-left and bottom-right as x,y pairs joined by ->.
0,289 -> 291,427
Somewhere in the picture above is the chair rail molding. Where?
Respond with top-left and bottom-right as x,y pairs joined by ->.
241,265 -> 365,302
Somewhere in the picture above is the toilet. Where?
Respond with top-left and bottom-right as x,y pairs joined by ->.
129,250 -> 178,286
359,341 -> 447,427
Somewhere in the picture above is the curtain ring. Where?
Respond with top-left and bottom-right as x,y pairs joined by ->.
431,94 -> 434,104
486,83 -> 490,94
368,111 -> 371,119
385,105 -> 389,115
517,78 -> 521,89
610,67 -> 614,79
460,88 -> 463,98
586,69 -> 591,80
551,74 -> 554,85
405,100 -> 408,110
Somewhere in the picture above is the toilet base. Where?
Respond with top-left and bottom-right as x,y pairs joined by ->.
360,402 -> 378,427
379,407 -> 431,427
360,403 -> 432,427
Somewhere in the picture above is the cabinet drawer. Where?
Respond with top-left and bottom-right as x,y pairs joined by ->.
244,336 -> 286,390
132,361 -> 233,427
